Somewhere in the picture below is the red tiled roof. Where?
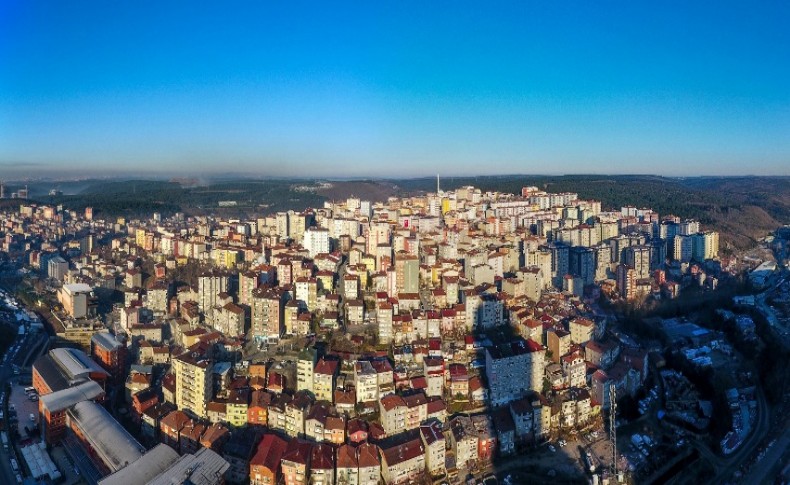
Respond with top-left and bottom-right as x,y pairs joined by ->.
311,443 -> 334,470
358,442 -> 381,467
336,443 -> 358,468
380,394 -> 406,411
251,433 -> 288,472
381,438 -> 424,466
282,439 -> 313,466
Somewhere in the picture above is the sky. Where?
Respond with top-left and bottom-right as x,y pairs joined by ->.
1,1 -> 789,179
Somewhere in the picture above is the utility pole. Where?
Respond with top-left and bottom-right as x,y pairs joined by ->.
610,382 -> 618,480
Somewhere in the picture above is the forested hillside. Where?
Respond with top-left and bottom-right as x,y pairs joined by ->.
20,175 -> 789,253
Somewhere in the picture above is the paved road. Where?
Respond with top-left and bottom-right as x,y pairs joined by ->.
740,433 -> 790,485
0,303 -> 49,484
0,336 -> 38,483
700,385 -> 771,484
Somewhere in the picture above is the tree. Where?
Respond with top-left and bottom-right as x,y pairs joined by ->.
542,377 -> 552,395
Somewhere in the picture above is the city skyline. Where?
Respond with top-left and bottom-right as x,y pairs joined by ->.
2,2 -> 790,178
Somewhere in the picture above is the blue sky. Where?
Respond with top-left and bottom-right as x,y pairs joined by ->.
1,1 -> 789,179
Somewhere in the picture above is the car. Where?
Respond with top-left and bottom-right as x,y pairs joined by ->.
29,413 -> 35,422
29,395 -> 38,402
548,444 -> 556,453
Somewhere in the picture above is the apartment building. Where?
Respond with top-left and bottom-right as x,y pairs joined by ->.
173,349 -> 213,418
485,338 -> 545,406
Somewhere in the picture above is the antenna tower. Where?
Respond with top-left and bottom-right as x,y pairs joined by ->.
610,382 -> 618,479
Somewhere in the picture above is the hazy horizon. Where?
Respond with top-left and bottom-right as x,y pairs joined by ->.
2,171 -> 790,186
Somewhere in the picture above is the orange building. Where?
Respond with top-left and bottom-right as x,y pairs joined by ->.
200,423 -> 231,452
248,389 -> 273,429
33,348 -> 109,396
159,410 -> 191,453
281,439 -> 312,485
91,332 -> 127,385
39,380 -> 105,444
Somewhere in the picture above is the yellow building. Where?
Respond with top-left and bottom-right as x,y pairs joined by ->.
135,228 -> 147,247
173,350 -> 213,418
226,389 -> 250,427
360,255 -> 376,273
316,272 -> 333,293
213,247 -> 241,269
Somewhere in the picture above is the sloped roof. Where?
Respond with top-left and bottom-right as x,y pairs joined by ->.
67,400 -> 145,472
50,347 -> 109,381
336,444 -> 358,469
147,448 -> 230,485
250,434 -> 288,473
381,438 -> 424,467
40,380 -> 104,413
310,443 -> 334,470
282,439 -> 313,466
91,332 -> 123,352
98,444 -> 179,485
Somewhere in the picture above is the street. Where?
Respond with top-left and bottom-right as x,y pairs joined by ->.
690,385 -> 772,484
0,291 -> 50,484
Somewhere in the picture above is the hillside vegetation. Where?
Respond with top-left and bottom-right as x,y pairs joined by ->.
24,175 -> 789,253
395,175 -> 789,252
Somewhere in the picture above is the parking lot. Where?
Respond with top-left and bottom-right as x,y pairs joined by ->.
495,440 -> 588,481
9,384 -> 39,440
